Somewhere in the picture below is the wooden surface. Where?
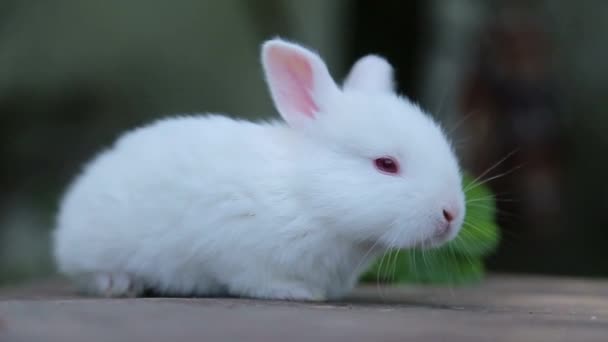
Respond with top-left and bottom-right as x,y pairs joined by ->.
1,274 -> 607,341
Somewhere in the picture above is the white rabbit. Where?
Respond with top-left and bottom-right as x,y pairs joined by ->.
53,38 -> 465,300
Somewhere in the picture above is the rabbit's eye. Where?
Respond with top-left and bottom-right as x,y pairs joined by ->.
374,157 -> 400,175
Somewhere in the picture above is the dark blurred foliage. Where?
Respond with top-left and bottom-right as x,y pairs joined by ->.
1,0 -> 607,285
456,2 -> 608,277
459,6 -> 566,274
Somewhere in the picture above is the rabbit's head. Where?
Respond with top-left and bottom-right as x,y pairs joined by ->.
262,39 -> 465,249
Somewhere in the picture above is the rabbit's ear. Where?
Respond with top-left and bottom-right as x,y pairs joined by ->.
343,55 -> 395,93
262,39 -> 340,127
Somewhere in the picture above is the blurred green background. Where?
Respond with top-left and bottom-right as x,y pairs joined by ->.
1,0 -> 608,286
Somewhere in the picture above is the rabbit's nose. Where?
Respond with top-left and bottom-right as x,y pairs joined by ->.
443,209 -> 454,223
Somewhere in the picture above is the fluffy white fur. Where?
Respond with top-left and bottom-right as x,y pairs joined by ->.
343,55 -> 395,93
53,38 -> 465,301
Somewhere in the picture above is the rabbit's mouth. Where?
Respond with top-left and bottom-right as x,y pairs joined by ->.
415,231 -> 454,250
414,238 -> 439,250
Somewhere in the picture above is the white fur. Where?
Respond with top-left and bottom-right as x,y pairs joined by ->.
53,39 -> 465,301
343,55 -> 395,93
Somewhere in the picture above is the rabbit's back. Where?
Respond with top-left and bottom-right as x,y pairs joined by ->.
53,115 -> 293,287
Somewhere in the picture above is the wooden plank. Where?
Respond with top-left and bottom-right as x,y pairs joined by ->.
0,274 -> 607,342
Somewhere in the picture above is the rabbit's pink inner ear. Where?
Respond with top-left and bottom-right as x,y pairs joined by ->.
267,48 -> 319,119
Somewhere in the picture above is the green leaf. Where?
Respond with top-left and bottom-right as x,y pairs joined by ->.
445,173 -> 500,256
360,172 -> 500,285
443,221 -> 500,257
405,250 -> 485,285
360,250 -> 485,285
